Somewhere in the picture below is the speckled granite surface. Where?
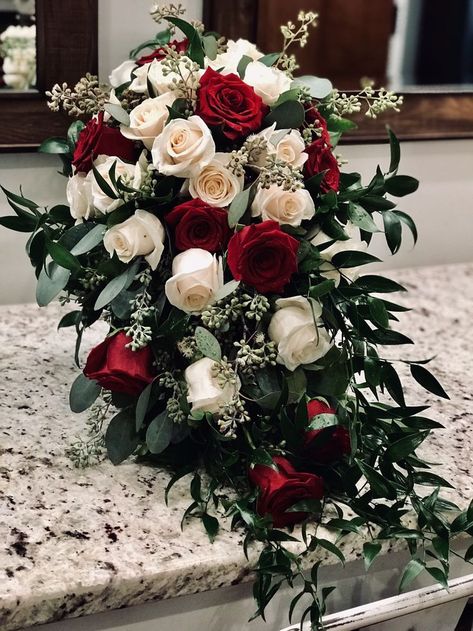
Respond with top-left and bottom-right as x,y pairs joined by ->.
1,263 -> 472,630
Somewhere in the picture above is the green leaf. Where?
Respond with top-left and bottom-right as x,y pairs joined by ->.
92,162 -> 119,200
36,264 -> 71,306
292,75 -> 333,98
385,175 -> 419,197
49,204 -> 73,224
386,431 -> 429,462
166,16 -> 205,66
94,261 -> 139,311
58,310 -> 81,330
104,102 -> 130,126
286,367 -> 307,403
214,280 -> 240,302
69,373 -> 101,413
202,34 -> 218,60
70,224 -> 106,256
135,380 -> 155,431
46,239 -> 82,272
356,459 -> 396,499
355,275 -> 406,293
400,559 -> 425,591
105,408 -> 139,465
410,364 -> 449,400
274,89 -> 302,106
195,326 -> 222,361
387,127 -> 400,174
465,543 -> 473,562
364,356 -> 382,387
228,186 -> 254,227
347,203 -> 379,233
308,414 -> 338,430
394,210 -> 418,244
383,211 -> 402,255
0,215 -> 37,232
237,54 -> 252,78
363,542 -> 382,571
202,513 -> 219,542
382,363 -> 405,406
146,410 -> 173,454
39,137 -> 70,154
250,448 -> 275,468
367,296 -> 389,328
309,279 -> 336,299
165,466 -> 194,505
426,566 -> 449,589
326,518 -> 360,534
316,539 -> 345,564
287,499 -> 322,514
265,100 -> 305,130
370,329 -> 413,345
332,250 -> 380,268
1,186 -> 39,211
67,120 -> 85,150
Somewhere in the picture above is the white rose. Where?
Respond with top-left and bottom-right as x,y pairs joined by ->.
165,248 -> 224,314
252,185 -> 315,226
66,172 -> 94,224
185,357 -> 240,415
207,38 -> 263,74
188,153 -> 244,208
151,115 -> 215,178
129,57 -> 203,95
243,61 -> 292,105
109,59 -> 137,88
121,93 -> 176,149
311,222 -> 367,286
269,296 -> 333,371
249,124 -> 308,170
91,156 -> 136,214
103,209 -> 165,270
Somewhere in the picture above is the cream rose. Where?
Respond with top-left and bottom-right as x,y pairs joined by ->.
268,296 -> 333,371
165,248 -> 224,314
207,38 -> 263,75
249,124 -> 308,170
121,93 -> 176,149
188,153 -> 244,208
185,357 -> 240,415
311,222 -> 367,286
103,209 -> 165,270
244,61 -> 292,105
129,57 -> 203,95
151,115 -> 215,178
252,185 -> 315,226
91,156 -> 136,214
66,172 -> 94,224
109,59 -> 137,88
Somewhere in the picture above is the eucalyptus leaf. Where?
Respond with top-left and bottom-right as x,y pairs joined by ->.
228,186 -> 254,227
265,100 -> 305,130
70,224 -> 106,256
105,408 -> 139,465
94,260 -> 139,311
104,102 -> 131,126
292,75 -> 333,98
195,326 -> 222,361
69,373 -> 101,413
146,410 -> 173,454
36,264 -> 71,307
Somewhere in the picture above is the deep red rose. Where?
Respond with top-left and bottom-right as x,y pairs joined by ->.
84,331 -> 155,396
249,456 -> 324,527
72,112 -> 136,174
304,138 -> 341,193
136,38 -> 189,65
227,221 -> 299,294
304,104 -> 331,145
166,198 -> 232,253
196,67 -> 268,141
304,400 -> 351,464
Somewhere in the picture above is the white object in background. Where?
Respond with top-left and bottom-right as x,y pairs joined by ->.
281,573 -> 473,631
0,24 -> 36,89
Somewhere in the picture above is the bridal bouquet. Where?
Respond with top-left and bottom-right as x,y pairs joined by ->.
2,5 -> 470,629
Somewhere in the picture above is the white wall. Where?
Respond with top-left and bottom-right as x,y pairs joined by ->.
0,0 -> 472,304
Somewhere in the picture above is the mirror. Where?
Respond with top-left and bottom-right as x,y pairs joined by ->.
204,0 -> 473,141
0,0 -> 36,91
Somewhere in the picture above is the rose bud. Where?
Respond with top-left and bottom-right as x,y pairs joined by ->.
72,112 -> 136,174
249,456 -> 324,528
136,39 -> 189,65
304,400 -> 351,464
304,104 -> 331,146
84,332 -> 155,396
304,137 -> 341,193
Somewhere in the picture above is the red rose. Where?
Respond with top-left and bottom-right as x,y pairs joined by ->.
227,221 -> 299,294
72,112 -> 136,174
137,39 -> 188,65
166,198 -> 232,253
304,400 -> 350,464
196,67 -> 268,141
249,456 -> 324,527
304,104 -> 331,145
304,138 -> 341,193
84,331 -> 155,396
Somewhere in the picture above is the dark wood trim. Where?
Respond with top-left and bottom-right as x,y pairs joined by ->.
203,0 -> 473,143
0,0 -> 98,150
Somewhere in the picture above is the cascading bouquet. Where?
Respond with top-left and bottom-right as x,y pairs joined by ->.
2,4 -> 471,629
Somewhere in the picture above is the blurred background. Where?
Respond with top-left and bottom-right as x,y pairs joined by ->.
0,0 -> 472,304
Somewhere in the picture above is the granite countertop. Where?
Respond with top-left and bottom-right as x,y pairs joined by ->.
1,263 -> 473,631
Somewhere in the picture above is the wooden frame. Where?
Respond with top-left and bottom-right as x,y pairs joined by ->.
0,0 -> 98,150
203,0 -> 473,143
